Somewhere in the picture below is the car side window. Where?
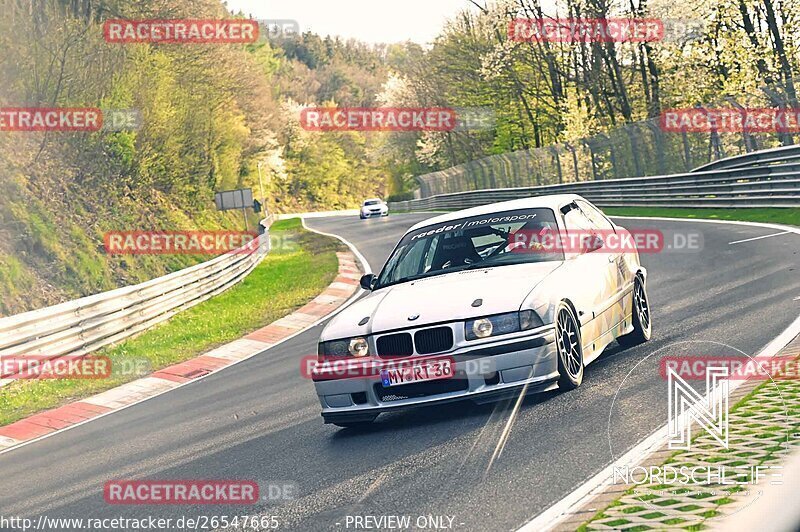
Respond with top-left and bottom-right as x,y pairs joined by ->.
576,200 -> 614,231
563,203 -> 606,254
563,204 -> 594,232
392,240 -> 428,280
422,235 -> 440,272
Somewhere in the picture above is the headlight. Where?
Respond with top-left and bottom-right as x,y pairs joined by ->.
348,337 -> 369,357
471,318 -> 493,338
318,337 -> 371,359
318,339 -> 350,359
520,309 -> 544,330
465,310 -> 544,341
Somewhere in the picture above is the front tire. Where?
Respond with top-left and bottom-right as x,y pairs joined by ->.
618,275 -> 652,348
556,303 -> 584,390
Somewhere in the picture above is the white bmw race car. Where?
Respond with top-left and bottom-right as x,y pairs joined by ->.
360,198 -> 389,219
312,194 -> 652,427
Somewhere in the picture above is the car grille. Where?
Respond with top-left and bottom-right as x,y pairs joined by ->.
414,327 -> 454,355
376,333 -> 413,357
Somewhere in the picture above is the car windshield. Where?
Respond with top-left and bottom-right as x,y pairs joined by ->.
376,208 -> 563,288
364,200 -> 381,206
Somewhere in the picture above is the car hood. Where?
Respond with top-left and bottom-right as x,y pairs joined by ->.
322,261 -> 562,340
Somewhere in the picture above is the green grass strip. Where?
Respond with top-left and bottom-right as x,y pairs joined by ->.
602,207 -> 799,227
394,206 -> 798,227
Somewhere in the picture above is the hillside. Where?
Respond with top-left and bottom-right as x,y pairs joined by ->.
0,0 -> 396,315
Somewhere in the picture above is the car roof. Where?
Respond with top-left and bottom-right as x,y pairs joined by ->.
364,198 -> 382,202
406,194 -> 585,232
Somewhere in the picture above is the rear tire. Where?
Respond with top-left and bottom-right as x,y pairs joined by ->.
555,303 -> 584,391
618,275 -> 652,348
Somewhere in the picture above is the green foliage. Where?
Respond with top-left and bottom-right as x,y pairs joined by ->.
386,191 -> 415,202
0,255 -> 37,315
0,1 -> 369,317
3,0 -> 797,315
269,218 -> 303,231
388,0 -> 800,185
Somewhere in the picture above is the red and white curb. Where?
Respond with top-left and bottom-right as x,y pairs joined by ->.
0,249 -> 363,453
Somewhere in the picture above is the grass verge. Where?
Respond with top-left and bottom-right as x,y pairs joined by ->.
394,207 -> 798,227
0,217 -> 343,427
602,207 -> 800,227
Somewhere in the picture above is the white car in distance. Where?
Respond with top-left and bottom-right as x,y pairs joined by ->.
360,198 -> 389,219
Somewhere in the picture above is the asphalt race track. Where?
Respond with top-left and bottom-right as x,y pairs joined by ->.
0,213 -> 798,532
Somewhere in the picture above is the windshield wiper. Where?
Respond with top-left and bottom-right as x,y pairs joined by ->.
375,262 -> 479,289
464,256 -> 557,270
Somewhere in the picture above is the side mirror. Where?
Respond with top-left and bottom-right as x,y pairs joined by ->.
586,234 -> 605,252
360,273 -> 377,291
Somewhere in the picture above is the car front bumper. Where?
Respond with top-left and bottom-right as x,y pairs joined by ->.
313,328 -> 558,424
360,209 -> 388,217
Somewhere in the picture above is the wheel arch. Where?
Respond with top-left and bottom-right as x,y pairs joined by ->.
559,298 -> 582,334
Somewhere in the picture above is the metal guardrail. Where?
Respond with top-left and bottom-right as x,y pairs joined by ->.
692,144 -> 800,172
390,146 -> 800,212
0,217 -> 274,385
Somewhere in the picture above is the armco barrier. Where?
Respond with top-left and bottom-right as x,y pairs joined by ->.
391,146 -> 800,211
0,217 -> 274,386
692,143 -> 800,172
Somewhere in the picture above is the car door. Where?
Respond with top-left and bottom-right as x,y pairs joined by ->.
576,200 -> 629,331
561,201 -> 618,358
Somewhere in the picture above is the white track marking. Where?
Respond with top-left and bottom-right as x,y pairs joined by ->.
301,217 -> 372,273
278,209 -> 359,220
729,231 -> 791,245
610,215 -> 799,236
